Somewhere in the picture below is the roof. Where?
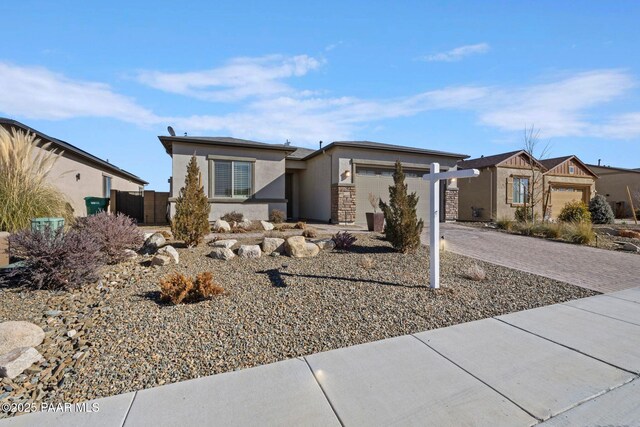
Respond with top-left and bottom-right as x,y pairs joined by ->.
286,146 -> 316,160
159,135 -> 295,155
542,155 -> 598,178
457,150 -> 528,169
587,163 -> 640,175
0,118 -> 148,185
301,140 -> 469,161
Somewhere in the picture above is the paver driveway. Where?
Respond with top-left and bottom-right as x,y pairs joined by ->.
423,223 -> 640,293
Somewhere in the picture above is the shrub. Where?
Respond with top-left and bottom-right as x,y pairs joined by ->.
619,229 -> 640,239
563,221 -> 595,244
514,222 -> 536,236
159,271 -> 224,305
495,217 -> 514,231
302,227 -> 317,238
465,263 -> 486,281
294,221 -> 306,230
379,161 -> 424,253
171,155 -> 211,247
332,231 -> 357,250
5,227 -> 103,290
221,211 -> 244,223
269,209 -> 285,224
538,222 -> 563,239
514,206 -> 534,223
0,127 -> 71,232
588,195 -> 614,224
359,255 -> 374,270
558,201 -> 591,223
73,212 -> 144,264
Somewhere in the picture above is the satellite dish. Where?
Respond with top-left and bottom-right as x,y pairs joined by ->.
167,126 -> 176,136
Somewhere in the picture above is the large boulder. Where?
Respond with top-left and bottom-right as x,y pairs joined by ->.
143,233 -> 166,254
238,245 -> 262,258
151,254 -> 172,266
157,245 -> 179,264
285,236 -> 320,258
262,237 -> 285,255
208,247 -> 235,261
260,220 -> 274,231
210,239 -> 237,249
0,321 -> 45,356
311,238 -> 335,251
0,347 -> 44,379
212,219 -> 231,232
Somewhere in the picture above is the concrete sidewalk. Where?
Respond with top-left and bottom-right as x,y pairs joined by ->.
3,287 -> 640,426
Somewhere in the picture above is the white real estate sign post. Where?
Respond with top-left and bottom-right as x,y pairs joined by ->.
424,163 -> 479,289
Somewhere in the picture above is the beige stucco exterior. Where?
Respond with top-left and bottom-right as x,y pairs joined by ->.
589,165 -> 640,217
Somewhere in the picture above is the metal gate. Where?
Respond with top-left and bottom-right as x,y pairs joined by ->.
115,191 -> 144,223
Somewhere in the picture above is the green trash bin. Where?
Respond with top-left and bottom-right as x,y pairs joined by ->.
31,217 -> 65,233
84,197 -> 110,216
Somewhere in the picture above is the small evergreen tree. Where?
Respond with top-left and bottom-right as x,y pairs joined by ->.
379,161 -> 424,253
589,194 -> 614,224
171,156 -> 210,247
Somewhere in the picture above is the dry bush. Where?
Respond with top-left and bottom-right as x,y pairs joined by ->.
269,209 -> 285,224
221,211 -> 244,223
359,255 -> 374,270
274,223 -> 294,231
302,227 -> 318,238
160,230 -> 173,239
619,229 -> 640,239
74,212 -> 144,264
464,263 -> 486,281
563,221 -> 595,245
265,230 -> 286,239
0,127 -> 71,232
495,217 -> 514,231
295,221 -> 306,230
159,271 -> 224,304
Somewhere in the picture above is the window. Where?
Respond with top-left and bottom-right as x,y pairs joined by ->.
103,176 -> 112,198
569,165 -> 575,174
356,166 -> 426,177
512,177 -> 529,204
213,160 -> 253,198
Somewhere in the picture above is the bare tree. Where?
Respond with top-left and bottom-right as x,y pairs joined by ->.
522,125 -> 551,224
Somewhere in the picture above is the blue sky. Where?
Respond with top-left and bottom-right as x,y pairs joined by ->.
1,1 -> 639,190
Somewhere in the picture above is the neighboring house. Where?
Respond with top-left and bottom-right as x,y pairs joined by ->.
587,164 -> 640,218
0,118 -> 147,217
159,135 -> 468,225
457,150 -> 597,221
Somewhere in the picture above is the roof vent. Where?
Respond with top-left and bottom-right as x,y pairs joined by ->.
285,139 -> 291,146
319,140 -> 323,149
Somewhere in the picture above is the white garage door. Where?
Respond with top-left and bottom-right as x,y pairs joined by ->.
354,166 -> 430,225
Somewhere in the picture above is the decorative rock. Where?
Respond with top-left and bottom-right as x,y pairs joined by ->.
158,245 -> 179,264
237,219 -> 253,230
143,233 -> 166,254
143,232 -> 154,240
44,310 -> 62,317
67,330 -> 77,338
238,245 -> 262,258
151,255 -> 171,266
312,238 -> 335,251
0,321 -> 45,356
285,236 -> 320,258
210,239 -> 237,249
123,249 -> 138,260
617,241 -> 640,252
208,247 -> 235,260
0,347 -> 44,379
213,219 -> 231,232
260,220 -> 274,231
262,237 -> 285,255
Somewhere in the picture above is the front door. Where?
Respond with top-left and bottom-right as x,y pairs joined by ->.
285,173 -> 293,219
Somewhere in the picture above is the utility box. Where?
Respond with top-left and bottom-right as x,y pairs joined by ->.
31,218 -> 65,233
0,232 -> 9,267
84,197 -> 110,216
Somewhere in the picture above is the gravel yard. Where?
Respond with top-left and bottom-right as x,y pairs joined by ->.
0,234 -> 597,417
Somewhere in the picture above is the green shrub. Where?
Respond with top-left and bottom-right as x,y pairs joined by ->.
0,127 -> 71,232
558,201 -> 591,223
514,206 -> 534,223
588,195 -> 614,224
495,217 -> 514,231
563,221 -> 595,244
379,161 -> 424,253
538,222 -> 563,239
171,155 -> 211,247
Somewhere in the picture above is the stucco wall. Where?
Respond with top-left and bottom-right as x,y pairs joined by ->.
495,167 -> 544,220
457,167 -> 495,221
297,152 -> 331,221
170,142 -> 287,221
589,166 -> 640,217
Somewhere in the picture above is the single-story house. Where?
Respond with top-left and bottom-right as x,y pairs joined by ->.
0,118 -> 148,217
456,150 -> 597,221
159,135 -> 469,225
587,163 -> 640,218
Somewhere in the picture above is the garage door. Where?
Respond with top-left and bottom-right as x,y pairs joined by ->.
550,187 -> 585,219
354,166 -> 430,225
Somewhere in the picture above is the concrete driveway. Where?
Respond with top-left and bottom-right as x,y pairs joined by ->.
423,223 -> 640,293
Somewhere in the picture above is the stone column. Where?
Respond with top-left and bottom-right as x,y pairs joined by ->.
445,188 -> 459,222
331,184 -> 356,224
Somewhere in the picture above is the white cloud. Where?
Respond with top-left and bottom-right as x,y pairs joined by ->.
0,62 -> 159,125
136,55 -> 323,102
421,43 -> 490,62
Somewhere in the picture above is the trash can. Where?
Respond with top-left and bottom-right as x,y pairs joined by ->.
84,197 -> 110,215
31,218 -> 65,233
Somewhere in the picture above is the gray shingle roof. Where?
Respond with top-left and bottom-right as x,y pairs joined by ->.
0,118 -> 148,185
286,146 -> 316,159
159,136 -> 294,155
457,150 -> 524,169
302,140 -> 468,160
538,156 -> 573,171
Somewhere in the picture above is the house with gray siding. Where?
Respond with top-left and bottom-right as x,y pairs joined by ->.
160,135 -> 468,225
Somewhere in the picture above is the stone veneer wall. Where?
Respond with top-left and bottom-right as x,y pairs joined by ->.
331,184 -> 356,224
445,188 -> 459,222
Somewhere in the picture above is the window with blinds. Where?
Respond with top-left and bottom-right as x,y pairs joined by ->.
213,160 -> 252,198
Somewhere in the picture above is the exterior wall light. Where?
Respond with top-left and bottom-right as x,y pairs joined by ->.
76,173 -> 81,181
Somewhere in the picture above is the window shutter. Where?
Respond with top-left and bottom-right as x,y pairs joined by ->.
506,177 -> 513,204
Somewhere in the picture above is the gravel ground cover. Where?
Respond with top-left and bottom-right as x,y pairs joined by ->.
0,235 -> 596,417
